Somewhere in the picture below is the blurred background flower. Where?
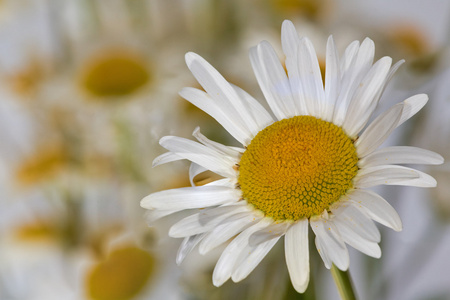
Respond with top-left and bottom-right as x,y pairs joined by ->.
0,0 -> 449,299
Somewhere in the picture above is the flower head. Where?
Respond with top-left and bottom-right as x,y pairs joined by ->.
141,20 -> 443,292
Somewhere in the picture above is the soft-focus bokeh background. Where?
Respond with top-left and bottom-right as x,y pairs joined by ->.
0,0 -> 449,299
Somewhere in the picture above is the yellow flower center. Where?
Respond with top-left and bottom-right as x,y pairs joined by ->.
238,116 -> 358,221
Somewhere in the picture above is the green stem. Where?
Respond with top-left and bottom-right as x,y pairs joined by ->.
330,264 -> 357,300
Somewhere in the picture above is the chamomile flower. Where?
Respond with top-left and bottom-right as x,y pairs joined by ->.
140,20 -> 443,293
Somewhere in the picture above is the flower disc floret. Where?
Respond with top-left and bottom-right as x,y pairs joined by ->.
238,116 -> 359,221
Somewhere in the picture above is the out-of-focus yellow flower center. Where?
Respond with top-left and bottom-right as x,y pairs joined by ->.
15,220 -> 59,242
9,60 -> 44,96
388,25 -> 430,58
15,145 -> 68,186
271,0 -> 331,20
81,51 -> 150,98
86,246 -> 155,300
238,116 -> 358,221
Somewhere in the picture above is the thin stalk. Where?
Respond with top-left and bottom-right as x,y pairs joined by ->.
330,264 -> 357,300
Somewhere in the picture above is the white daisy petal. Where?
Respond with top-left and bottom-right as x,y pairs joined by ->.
281,21 -> 309,115
331,203 -> 380,242
249,41 -> 295,119
179,87 -> 250,145
169,212 -> 221,238
339,40 -> 360,75
323,35 -> 341,122
144,209 -> 179,224
203,178 -> 237,188
332,204 -> 382,258
359,146 -> 444,168
351,94 -> 427,151
159,136 -> 236,178
199,213 -> 259,255
281,20 -> 300,60
231,236 -> 280,282
314,236 -> 332,269
230,146 -> 246,153
334,38 -> 375,126
189,162 -> 208,186
356,103 -> 403,158
387,59 -> 405,81
297,37 -> 325,118
334,219 -> 381,258
360,59 -> 405,128
333,41 -> 360,124
347,59 -> 404,136
352,37 -> 375,78
196,203 -> 249,225
186,52 -> 261,138
355,165 -> 437,188
285,219 -> 310,293
176,234 -> 206,265
347,189 -> 402,231
249,221 -> 291,246
212,218 -> 272,287
192,127 -> 243,160
169,204 -> 248,238
311,218 -> 349,271
152,152 -> 184,167
141,186 -> 239,210
397,94 -> 428,127
381,59 -> 405,94
231,84 -> 274,130
342,56 -> 392,138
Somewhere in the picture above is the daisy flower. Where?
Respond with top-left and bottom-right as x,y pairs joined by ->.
140,20 -> 443,293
